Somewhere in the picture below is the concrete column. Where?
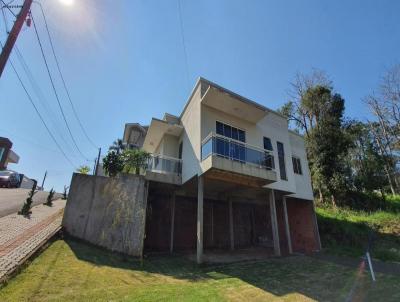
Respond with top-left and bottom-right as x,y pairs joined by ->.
169,191 -> 176,254
282,196 -> 293,254
229,199 -> 234,251
311,201 -> 322,251
211,202 -> 214,246
269,189 -> 281,256
197,175 -> 204,264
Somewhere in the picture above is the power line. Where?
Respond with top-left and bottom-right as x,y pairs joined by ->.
177,0 -> 190,92
35,2 -> 98,150
31,13 -> 90,161
1,6 -> 81,159
14,45 -> 86,158
1,43 -> 76,168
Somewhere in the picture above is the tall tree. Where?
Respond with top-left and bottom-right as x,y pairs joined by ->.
109,139 -> 125,155
280,70 -> 350,205
365,64 -> 400,195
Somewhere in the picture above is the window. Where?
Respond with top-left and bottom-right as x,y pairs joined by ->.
178,142 -> 183,159
263,137 -> 273,151
216,121 -> 245,143
292,157 -> 302,175
0,148 -> 4,161
215,121 -> 246,161
277,142 -> 287,180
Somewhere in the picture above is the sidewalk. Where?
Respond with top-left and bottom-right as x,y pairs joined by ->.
0,199 -> 66,282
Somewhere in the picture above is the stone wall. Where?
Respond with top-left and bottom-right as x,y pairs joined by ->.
62,173 -> 148,257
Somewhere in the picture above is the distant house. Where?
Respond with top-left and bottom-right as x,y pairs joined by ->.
123,78 -> 321,262
0,137 -> 19,170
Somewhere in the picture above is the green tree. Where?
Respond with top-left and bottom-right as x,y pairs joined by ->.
280,72 -> 350,205
18,181 -> 37,216
44,188 -> 55,207
122,149 -> 150,175
76,165 -> 91,174
344,121 -> 388,193
109,138 -> 125,155
102,151 -> 124,177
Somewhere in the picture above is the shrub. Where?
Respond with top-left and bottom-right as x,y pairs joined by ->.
62,185 -> 69,200
76,165 -> 91,174
102,151 -> 124,177
44,188 -> 55,207
122,149 -> 150,175
18,181 -> 37,216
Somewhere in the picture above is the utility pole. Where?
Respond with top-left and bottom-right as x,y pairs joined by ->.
0,0 -> 33,78
94,148 -> 101,176
41,170 -> 47,190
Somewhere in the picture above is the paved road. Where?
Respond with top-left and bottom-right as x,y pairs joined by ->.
0,189 -> 62,217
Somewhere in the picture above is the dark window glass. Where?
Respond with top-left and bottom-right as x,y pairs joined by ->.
178,142 -> 183,159
263,137 -> 273,151
223,124 -> 232,138
238,129 -> 246,143
231,127 -> 238,141
292,157 -> 302,175
216,121 -> 224,135
277,142 -> 287,180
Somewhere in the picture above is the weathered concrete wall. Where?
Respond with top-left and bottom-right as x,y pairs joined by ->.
62,173 -> 148,257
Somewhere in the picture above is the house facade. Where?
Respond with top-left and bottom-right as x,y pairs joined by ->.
124,78 -> 321,263
0,137 -> 19,170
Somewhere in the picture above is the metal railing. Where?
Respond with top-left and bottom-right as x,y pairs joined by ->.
201,133 -> 275,170
147,154 -> 182,175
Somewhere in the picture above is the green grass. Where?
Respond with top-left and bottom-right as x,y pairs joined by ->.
1,239 -> 400,301
317,204 -> 400,262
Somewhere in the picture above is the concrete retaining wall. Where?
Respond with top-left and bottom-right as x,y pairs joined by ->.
62,173 -> 148,257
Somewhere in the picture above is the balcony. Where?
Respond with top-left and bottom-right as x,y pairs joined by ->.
201,133 -> 277,187
145,154 -> 182,185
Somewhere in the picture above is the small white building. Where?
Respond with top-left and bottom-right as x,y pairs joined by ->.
124,78 -> 321,263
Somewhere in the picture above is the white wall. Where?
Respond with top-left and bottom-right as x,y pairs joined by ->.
288,132 -> 314,200
180,85 -> 202,183
201,104 -> 297,194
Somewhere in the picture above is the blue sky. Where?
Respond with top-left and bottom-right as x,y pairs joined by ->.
1,0 -> 399,191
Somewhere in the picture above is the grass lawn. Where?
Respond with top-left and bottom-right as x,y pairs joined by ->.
1,239 -> 400,301
317,204 -> 400,262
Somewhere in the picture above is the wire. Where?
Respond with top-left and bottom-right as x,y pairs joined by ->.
34,1 -> 98,150
177,0 -> 190,92
14,45 -> 84,158
31,13 -> 90,162
0,42 -> 76,168
1,6 -> 80,159
0,0 -> 16,18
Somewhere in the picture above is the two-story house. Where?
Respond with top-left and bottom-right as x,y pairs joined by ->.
124,78 -> 321,263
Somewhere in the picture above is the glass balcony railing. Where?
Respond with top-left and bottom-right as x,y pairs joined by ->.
147,154 -> 182,175
201,133 -> 275,170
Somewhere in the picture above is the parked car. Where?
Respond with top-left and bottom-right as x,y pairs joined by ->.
0,170 -> 21,188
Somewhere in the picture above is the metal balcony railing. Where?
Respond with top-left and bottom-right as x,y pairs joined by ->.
201,133 -> 275,170
147,154 -> 182,175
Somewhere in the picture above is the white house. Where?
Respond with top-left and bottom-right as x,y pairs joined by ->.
124,78 -> 321,263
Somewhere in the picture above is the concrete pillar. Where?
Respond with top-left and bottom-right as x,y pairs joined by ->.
229,199 -> 234,251
311,200 -> 322,251
169,191 -> 176,254
211,202 -> 214,246
282,196 -> 293,254
269,189 -> 281,256
197,175 -> 204,264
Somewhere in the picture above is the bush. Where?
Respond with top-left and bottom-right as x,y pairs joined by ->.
122,149 -> 150,175
44,188 -> 55,207
102,151 -> 124,177
18,181 -> 37,216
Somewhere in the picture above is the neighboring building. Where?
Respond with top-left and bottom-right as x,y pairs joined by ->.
0,137 -> 19,170
127,78 -> 321,263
